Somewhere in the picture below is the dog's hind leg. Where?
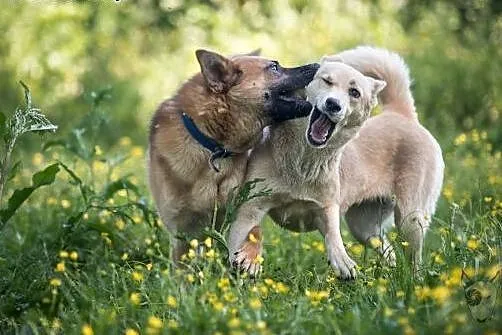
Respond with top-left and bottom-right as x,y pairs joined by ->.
393,195 -> 432,275
344,197 -> 396,265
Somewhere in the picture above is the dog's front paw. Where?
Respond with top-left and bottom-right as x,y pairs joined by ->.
229,227 -> 263,277
328,249 -> 357,280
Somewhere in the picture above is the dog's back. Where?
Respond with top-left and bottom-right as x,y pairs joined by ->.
337,46 -> 444,270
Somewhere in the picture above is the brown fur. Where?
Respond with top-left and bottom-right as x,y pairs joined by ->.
148,49 -> 318,261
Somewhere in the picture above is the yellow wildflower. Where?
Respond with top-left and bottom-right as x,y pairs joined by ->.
349,243 -> 364,257
59,251 -> 69,258
125,329 -> 139,335
131,271 -> 144,282
115,219 -> 125,230
32,153 -> 44,166
249,298 -> 262,310
147,315 -> 163,329
52,318 -> 62,329
61,199 -> 71,209
467,239 -> 479,251
47,197 -> 58,205
369,237 -> 382,249
275,282 -> 289,294
401,241 -> 409,247
50,278 -> 62,287
119,136 -> 132,146
212,301 -> 224,311
383,307 -> 394,317
204,237 -> 212,248
253,255 -> 264,264
305,289 -> 329,305
167,295 -> 177,308
167,320 -> 179,329
121,253 -> 129,261
434,254 -> 444,264
228,317 -> 240,328
187,248 -> 196,259
186,274 -> 195,283
131,146 -> 144,158
189,239 -> 199,248
206,249 -> 216,259
70,251 -> 79,261
217,278 -> 230,290
431,286 -> 450,305
454,133 -> 466,146
81,324 -> 94,335
129,292 -> 141,305
223,292 -> 237,303
256,320 -> 267,330
55,262 -> 65,272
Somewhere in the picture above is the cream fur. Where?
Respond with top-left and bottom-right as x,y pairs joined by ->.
229,46 -> 444,278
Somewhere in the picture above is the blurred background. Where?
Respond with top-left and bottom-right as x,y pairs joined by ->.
2,0 -> 501,147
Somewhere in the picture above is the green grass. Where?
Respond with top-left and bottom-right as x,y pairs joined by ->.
0,128 -> 501,335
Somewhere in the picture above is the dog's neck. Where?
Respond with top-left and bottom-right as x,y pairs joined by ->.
178,85 -> 266,154
273,118 -> 362,184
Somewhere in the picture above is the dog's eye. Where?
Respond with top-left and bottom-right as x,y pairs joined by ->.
268,61 -> 280,74
322,77 -> 332,86
349,88 -> 361,98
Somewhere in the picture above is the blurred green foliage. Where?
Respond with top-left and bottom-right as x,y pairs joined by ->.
1,0 -> 500,151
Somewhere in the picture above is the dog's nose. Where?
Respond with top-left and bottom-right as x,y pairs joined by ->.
325,98 -> 342,113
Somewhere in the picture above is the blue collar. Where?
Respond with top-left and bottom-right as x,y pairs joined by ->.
181,111 -> 233,172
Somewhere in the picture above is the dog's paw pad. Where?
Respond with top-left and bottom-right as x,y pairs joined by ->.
231,241 -> 263,277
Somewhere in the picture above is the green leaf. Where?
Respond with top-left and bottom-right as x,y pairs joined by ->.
32,163 -> 59,186
0,163 -> 60,223
7,160 -> 22,181
103,177 -> 140,200
42,139 -> 66,151
19,80 -> 32,108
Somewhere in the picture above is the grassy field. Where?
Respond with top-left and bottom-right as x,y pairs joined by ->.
0,1 -> 502,334
0,86 -> 500,335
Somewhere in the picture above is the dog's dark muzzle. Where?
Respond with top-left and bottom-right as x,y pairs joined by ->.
266,63 -> 320,123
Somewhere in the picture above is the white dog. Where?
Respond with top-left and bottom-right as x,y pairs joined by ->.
227,47 -> 444,279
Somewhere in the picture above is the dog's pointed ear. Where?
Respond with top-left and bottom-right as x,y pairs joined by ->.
196,49 -> 242,93
320,55 -> 343,65
367,77 -> 387,107
245,48 -> 261,56
370,77 -> 387,95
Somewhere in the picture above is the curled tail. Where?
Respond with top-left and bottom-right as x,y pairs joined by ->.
327,46 -> 416,119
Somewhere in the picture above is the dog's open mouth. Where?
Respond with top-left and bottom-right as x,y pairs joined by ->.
307,107 -> 337,147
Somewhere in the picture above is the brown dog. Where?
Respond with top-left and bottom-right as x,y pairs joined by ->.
148,49 -> 319,261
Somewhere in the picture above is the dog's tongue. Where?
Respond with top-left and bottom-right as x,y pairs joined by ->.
310,114 -> 331,143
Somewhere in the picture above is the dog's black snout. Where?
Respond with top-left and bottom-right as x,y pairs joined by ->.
325,98 -> 342,113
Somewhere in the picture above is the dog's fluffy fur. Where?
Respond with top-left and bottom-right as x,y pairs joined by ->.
148,49 -> 318,261
229,47 -> 444,278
